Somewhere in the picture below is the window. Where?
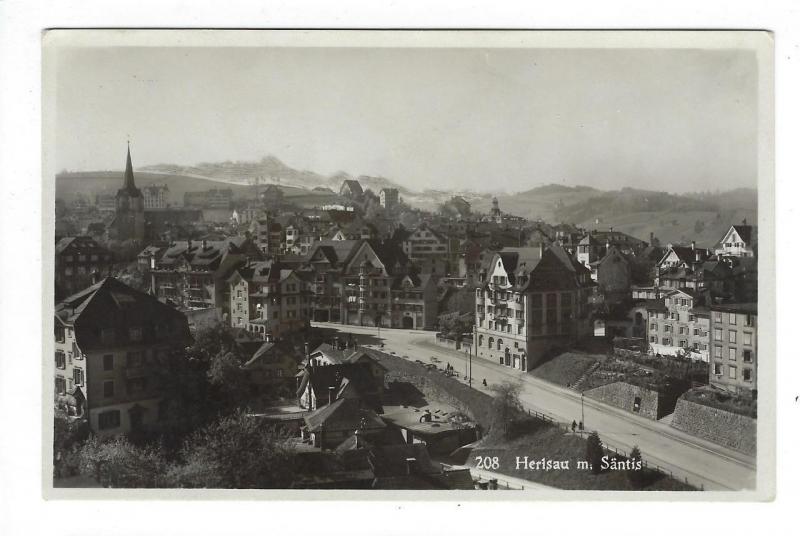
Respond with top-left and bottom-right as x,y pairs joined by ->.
55,377 -> 66,395
662,338 -> 671,346
714,329 -> 723,341
728,330 -> 737,344
73,367 -> 84,386
713,363 -> 723,375
728,366 -> 737,380
743,350 -> 753,363
103,354 -> 114,371
713,311 -> 722,323
100,328 -> 115,345
729,348 -> 737,361
55,351 -> 66,369
715,346 -> 722,358
55,327 -> 65,343
129,326 -> 142,342
729,313 -> 737,325
743,332 -> 752,345
743,368 -> 753,382
103,381 -> 115,398
98,410 -> 121,430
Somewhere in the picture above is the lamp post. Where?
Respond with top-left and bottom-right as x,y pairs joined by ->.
581,392 -> 585,433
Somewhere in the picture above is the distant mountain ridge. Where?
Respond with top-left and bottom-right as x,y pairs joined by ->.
61,153 -> 757,247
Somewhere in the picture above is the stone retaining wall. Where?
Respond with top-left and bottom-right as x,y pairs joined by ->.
584,381 -> 661,420
670,398 -> 757,455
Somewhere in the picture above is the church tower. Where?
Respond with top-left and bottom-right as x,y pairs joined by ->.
113,143 -> 146,242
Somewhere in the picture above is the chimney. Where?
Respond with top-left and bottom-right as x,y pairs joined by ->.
333,336 -> 339,350
187,239 -> 193,250
328,386 -> 336,405
354,429 -> 361,448
304,342 -> 310,359
649,232 -> 654,245
742,218 -> 747,226
202,239 -> 208,250
691,241 -> 696,251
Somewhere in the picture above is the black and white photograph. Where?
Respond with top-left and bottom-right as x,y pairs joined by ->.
40,29 -> 773,497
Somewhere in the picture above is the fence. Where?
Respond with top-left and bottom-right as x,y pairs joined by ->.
516,407 -> 705,491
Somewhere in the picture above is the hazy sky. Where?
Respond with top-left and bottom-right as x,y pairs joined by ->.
51,46 -> 757,193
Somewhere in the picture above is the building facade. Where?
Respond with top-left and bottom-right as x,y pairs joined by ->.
474,245 -> 594,372
645,289 -> 711,361
228,261 -> 312,339
142,184 -> 170,209
54,278 -> 192,435
54,236 -> 114,299
709,303 -> 757,395
148,237 -> 264,316
379,188 -> 399,210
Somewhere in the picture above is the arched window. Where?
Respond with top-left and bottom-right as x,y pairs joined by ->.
488,337 -> 494,349
478,335 -> 484,347
497,338 -> 503,350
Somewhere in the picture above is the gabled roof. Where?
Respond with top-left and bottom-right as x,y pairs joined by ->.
300,362 -> 383,413
54,277 -> 191,350
303,397 -> 386,433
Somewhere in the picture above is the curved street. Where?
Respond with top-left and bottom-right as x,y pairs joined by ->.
312,322 -> 757,491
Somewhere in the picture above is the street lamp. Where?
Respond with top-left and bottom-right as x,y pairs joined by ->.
581,392 -> 585,433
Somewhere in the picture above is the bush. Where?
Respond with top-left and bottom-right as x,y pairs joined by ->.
78,436 -> 167,488
627,446 -> 646,489
166,410 -> 295,489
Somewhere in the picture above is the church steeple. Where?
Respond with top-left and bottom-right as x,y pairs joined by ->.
120,142 -> 142,197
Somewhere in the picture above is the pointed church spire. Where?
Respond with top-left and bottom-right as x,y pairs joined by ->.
123,141 -> 137,191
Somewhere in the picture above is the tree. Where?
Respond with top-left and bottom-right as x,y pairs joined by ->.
207,348 -> 250,407
78,436 -> 167,488
627,445 -> 646,489
488,381 -> 524,439
586,431 -> 604,474
166,410 -> 295,488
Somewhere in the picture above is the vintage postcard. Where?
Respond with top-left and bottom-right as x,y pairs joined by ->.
41,29 -> 774,500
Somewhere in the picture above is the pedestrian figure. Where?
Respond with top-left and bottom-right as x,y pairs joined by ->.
571,420 -> 577,433
578,421 -> 584,431
482,378 -> 487,387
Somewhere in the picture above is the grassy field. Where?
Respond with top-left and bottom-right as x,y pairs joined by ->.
530,352 -> 604,388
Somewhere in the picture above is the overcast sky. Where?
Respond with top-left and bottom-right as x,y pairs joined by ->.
50,46 -> 757,193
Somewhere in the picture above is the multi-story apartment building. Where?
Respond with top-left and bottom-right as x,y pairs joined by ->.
474,245 -> 594,372
645,289 -> 711,361
301,239 -> 437,329
54,236 -> 114,299
402,223 -> 452,275
709,303 -> 757,395
379,188 -> 399,210
228,261 -> 313,339
713,222 -> 756,258
54,278 -> 191,435
148,237 -> 263,315
142,184 -> 170,209
250,215 -> 283,257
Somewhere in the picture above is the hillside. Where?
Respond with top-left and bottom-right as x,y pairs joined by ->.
55,170 -> 342,208
470,184 -> 757,247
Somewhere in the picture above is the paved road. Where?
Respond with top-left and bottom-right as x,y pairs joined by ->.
313,322 -> 757,491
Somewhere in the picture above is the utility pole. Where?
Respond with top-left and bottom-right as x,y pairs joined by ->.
469,330 -> 474,388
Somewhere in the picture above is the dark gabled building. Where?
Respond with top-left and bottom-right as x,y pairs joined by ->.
54,277 -> 192,435
55,236 -> 114,299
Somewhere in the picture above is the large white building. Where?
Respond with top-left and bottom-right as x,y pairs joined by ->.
474,245 -> 594,372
